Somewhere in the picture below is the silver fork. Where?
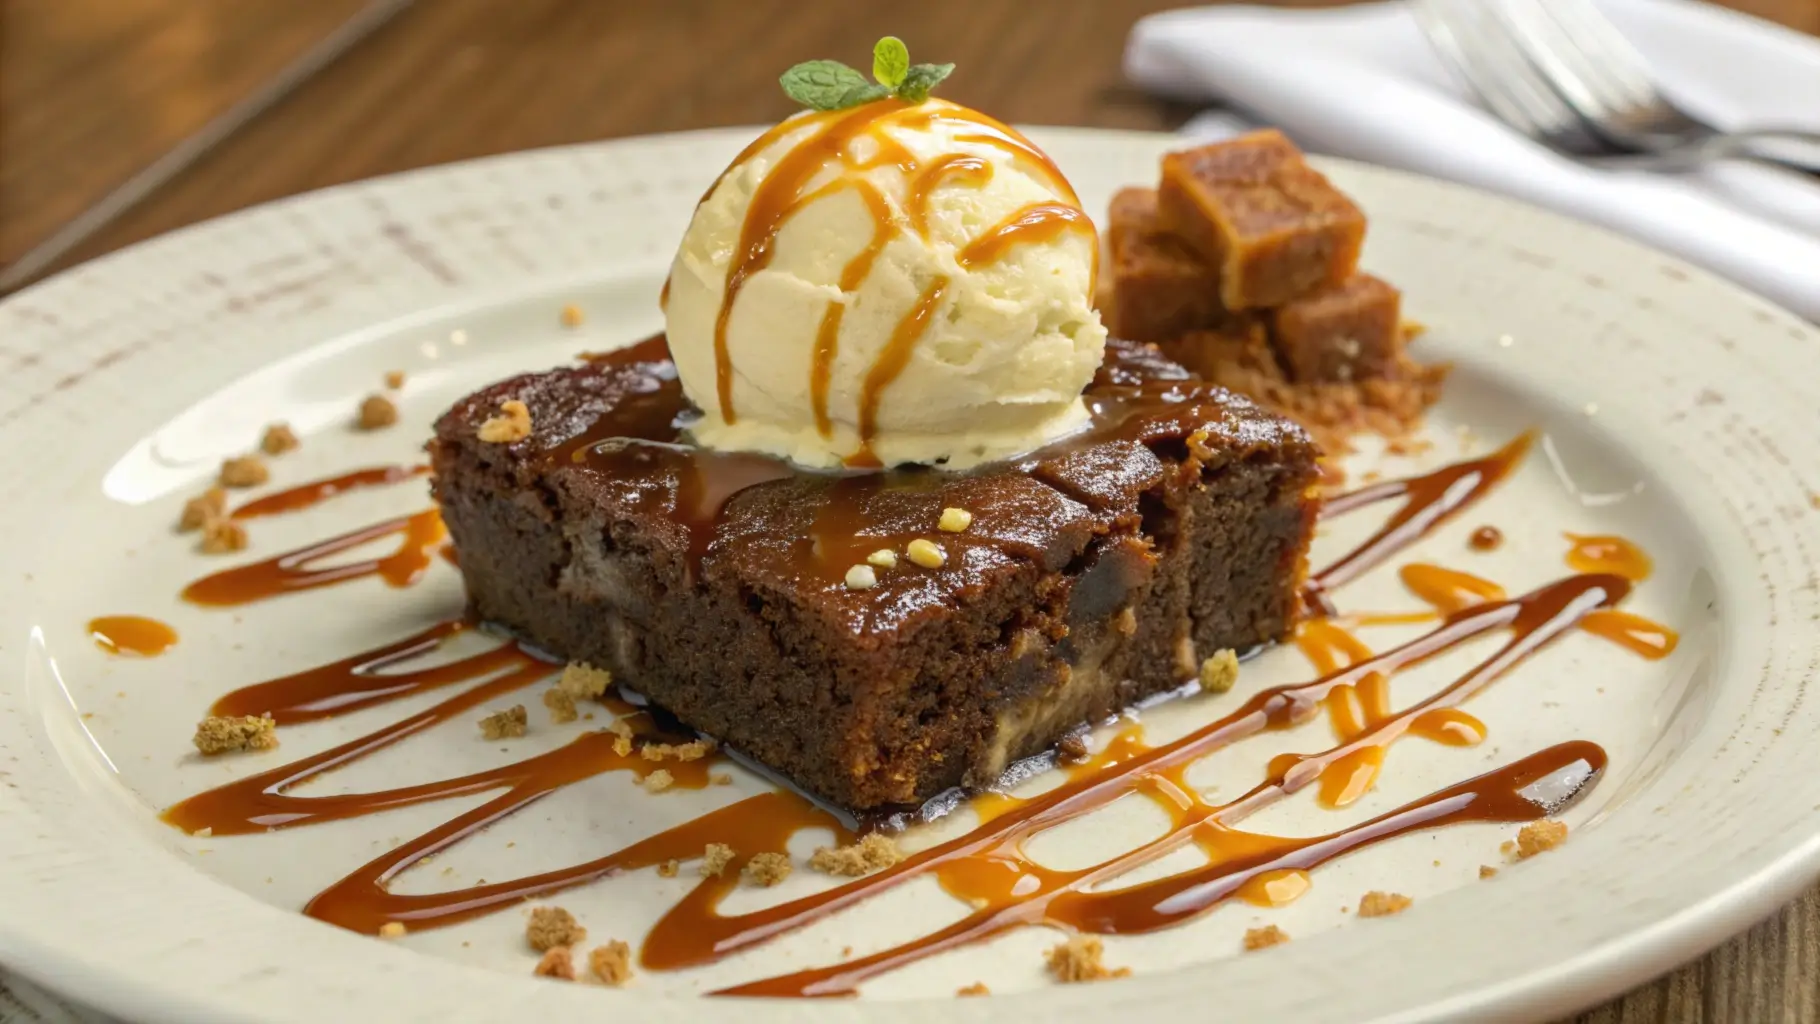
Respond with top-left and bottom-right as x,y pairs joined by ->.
1414,0 -> 1820,176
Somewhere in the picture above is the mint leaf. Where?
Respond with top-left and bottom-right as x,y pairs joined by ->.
873,36 -> 910,89
780,60 -> 871,111
840,82 -> 892,108
896,62 -> 955,103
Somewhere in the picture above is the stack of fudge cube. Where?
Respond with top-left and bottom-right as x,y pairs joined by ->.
1105,130 -> 1444,451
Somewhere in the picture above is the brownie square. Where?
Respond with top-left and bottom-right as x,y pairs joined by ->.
429,337 -> 1319,812
1158,130 -> 1366,310
1270,273 -> 1404,383
1104,187 -> 1228,343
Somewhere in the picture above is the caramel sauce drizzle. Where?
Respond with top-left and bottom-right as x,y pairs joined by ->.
850,275 -> 951,468
88,615 -> 177,657
956,201 -> 1098,294
1469,525 -> 1503,551
231,464 -> 430,519
1564,532 -> 1653,582
810,180 -> 894,438
181,508 -> 447,607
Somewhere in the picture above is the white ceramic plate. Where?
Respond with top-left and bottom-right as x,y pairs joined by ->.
0,128 -> 1816,1024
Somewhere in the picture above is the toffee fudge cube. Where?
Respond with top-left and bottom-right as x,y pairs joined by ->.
1269,273 -> 1404,383
1104,187 -> 1228,343
1157,130 -> 1366,310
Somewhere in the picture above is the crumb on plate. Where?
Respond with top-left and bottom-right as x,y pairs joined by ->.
557,661 -> 613,699
542,687 -> 577,724
200,517 -> 248,554
478,705 -> 527,740
589,940 -> 633,985
534,947 -> 575,980
700,842 -> 736,878
1514,819 -> 1568,859
743,851 -> 792,887
1243,924 -> 1289,950
193,714 -> 277,755
1357,891 -> 1412,918
378,922 -> 407,939
526,906 -> 586,952
639,738 -> 715,763
957,982 -> 990,996
809,832 -> 903,877
384,370 -> 406,389
640,768 -> 675,793
1199,648 -> 1240,694
218,454 -> 269,488
1044,935 -> 1129,983
178,487 -> 228,532
260,422 -> 299,455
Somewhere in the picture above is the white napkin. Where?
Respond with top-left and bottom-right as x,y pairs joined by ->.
1125,0 -> 1820,321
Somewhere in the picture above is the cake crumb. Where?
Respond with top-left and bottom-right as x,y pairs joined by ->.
700,843 -> 736,877
905,538 -> 946,568
200,517 -> 248,554
711,772 -> 733,786
193,714 -> 277,755
557,661 -> 612,699
588,940 -> 633,985
384,370 -> 407,389
1358,891 -> 1412,918
1514,819 -> 1568,859
957,982 -> 990,996
657,860 -> 679,878
178,487 -> 228,531
378,921 -> 407,939
260,423 -> 299,455
1500,840 -> 1517,856
218,455 -> 269,488
866,548 -> 898,568
526,906 -> 585,951
639,739 -> 716,763
478,705 -> 527,740
938,507 -> 973,533
1044,935 -> 1129,983
844,564 -> 877,590
542,687 -> 577,724
1199,648 -> 1240,694
640,768 -> 675,793
1114,607 -> 1137,636
743,851 -> 792,887
608,718 -> 634,757
1479,865 -> 1499,879
809,833 -> 903,877
1243,925 -> 1290,950
533,947 -> 575,980
356,394 -> 399,430
561,304 -> 585,327
1057,733 -> 1090,763
478,399 -> 532,443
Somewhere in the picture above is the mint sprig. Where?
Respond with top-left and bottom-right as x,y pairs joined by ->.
780,36 -> 953,111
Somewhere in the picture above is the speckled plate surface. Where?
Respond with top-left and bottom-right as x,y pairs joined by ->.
0,128 -> 1816,1024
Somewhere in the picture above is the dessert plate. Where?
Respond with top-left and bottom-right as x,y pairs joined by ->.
0,127 -> 1816,1024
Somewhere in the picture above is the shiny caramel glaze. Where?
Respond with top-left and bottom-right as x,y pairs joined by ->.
181,509 -> 446,607
88,615 -> 177,657
1565,532 -> 1653,582
231,464 -> 430,519
1468,524 -> 1504,551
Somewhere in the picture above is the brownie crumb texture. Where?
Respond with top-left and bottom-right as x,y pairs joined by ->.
178,487 -> 228,532
478,705 -> 527,740
200,518 -> 248,555
526,906 -> 586,952
557,661 -> 613,699
378,922 -> 407,939
260,422 -> 300,455
589,940 -> 633,985
743,852 -> 793,888
193,714 -> 277,755
809,833 -> 904,877
700,843 -> 736,878
1044,935 -> 1129,983
478,399 -> 533,443
1243,924 -> 1290,951
534,947 -> 576,980
957,982 -> 990,997
357,394 -> 399,430
1199,648 -> 1240,694
1357,891 -> 1412,918
640,739 -> 716,763
1514,819 -> 1568,859
640,768 -> 675,793
218,455 -> 269,488
543,687 -> 578,724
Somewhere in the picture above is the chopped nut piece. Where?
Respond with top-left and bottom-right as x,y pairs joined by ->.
218,455 -> 269,488
378,922 -> 407,939
1044,935 -> 1130,983
1357,891 -> 1412,918
905,538 -> 945,569
640,768 -> 674,793
192,714 -> 278,755
178,487 -> 228,531
357,394 -> 399,430
844,564 -> 877,590
543,687 -> 577,724
938,507 -> 973,533
957,982 -> 990,997
478,399 -> 532,443
1514,819 -> 1568,859
384,370 -> 407,389
657,860 -> 679,878
866,548 -> 898,568
809,833 -> 903,877
557,661 -> 613,699
526,906 -> 586,952
533,947 -> 576,980
588,940 -> 633,986
639,739 -> 716,762
1057,733 -> 1090,762
1243,925 -> 1289,950
200,518 -> 249,554
743,851 -> 792,887
561,304 -> 585,327
1199,648 -> 1240,694
260,423 -> 299,455
479,705 -> 527,740
1479,865 -> 1499,879
700,843 -> 736,877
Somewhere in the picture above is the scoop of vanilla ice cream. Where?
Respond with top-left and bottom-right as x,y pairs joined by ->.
663,99 -> 1106,469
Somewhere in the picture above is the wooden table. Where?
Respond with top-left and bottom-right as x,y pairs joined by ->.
4,1 -> 1818,1019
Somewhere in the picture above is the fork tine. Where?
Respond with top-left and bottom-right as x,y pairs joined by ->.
1411,0 -> 1600,152
1496,0 -> 1660,126
1531,0 -> 1661,110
